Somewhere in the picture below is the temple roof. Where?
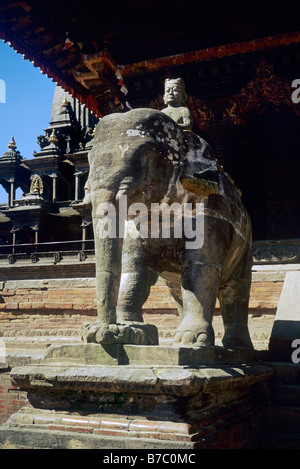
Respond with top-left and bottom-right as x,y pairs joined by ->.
0,0 -> 300,116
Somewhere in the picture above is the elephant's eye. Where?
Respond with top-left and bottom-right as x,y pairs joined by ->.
144,151 -> 155,158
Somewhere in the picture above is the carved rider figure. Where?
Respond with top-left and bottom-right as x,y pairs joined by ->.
162,78 -> 219,196
162,78 -> 193,132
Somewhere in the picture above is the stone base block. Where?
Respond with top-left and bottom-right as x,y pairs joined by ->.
40,342 -> 259,367
0,343 -> 273,449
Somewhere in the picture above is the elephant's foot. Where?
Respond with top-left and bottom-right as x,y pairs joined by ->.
173,330 -> 212,346
82,321 -> 158,345
173,319 -> 215,347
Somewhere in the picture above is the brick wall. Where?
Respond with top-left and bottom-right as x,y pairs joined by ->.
0,403 -> 262,448
249,280 -> 283,311
0,276 -> 283,319
145,278 -> 283,312
0,277 -> 282,342
0,279 -> 96,339
0,369 -> 29,425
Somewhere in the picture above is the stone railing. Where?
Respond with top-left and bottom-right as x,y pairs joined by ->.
252,239 -> 300,265
0,238 -> 300,267
0,239 -> 95,266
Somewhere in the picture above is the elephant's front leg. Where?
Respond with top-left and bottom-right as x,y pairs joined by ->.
174,261 -> 220,346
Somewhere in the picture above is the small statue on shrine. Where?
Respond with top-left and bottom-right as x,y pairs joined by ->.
162,78 -> 193,132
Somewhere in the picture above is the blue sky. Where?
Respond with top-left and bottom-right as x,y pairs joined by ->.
0,40 -> 56,159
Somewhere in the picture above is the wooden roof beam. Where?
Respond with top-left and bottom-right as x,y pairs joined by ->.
121,31 -> 300,76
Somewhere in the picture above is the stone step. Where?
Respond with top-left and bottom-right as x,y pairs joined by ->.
271,384 -> 300,406
267,362 -> 300,385
260,431 -> 300,449
262,404 -> 300,433
3,335 -> 81,351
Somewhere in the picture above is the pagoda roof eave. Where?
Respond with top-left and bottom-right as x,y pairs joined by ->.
1,1 -> 300,116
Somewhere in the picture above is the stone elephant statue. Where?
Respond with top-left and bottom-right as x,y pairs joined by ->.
82,108 -> 253,349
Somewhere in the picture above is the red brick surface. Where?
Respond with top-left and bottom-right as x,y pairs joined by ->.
0,371 -> 30,425
0,280 -> 283,337
0,405 -> 262,448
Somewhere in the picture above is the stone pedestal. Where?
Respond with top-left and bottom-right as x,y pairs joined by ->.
0,344 -> 273,449
269,271 -> 300,360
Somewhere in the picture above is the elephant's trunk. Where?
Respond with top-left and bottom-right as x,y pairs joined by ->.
92,188 -> 124,324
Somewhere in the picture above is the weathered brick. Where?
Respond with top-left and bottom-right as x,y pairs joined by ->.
58,303 -> 73,309
31,302 -> 45,309
100,418 -> 130,431
19,303 -> 32,309
5,302 -> 19,309
61,416 -> 90,426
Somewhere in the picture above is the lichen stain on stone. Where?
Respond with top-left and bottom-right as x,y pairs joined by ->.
126,129 -> 147,138
68,438 -> 86,449
1,439 -> 17,449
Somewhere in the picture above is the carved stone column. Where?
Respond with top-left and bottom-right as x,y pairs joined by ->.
9,178 -> 15,207
51,174 -> 57,203
81,217 -> 92,251
32,224 -> 39,251
74,170 -> 82,202
10,225 -> 21,254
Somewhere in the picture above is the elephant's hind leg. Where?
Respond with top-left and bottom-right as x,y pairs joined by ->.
218,253 -> 253,349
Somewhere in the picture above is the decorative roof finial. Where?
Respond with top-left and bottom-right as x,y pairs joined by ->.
8,136 -> 17,150
30,175 -> 43,195
1,136 -> 21,161
62,98 -> 69,110
32,179 -> 40,193
48,129 -> 59,145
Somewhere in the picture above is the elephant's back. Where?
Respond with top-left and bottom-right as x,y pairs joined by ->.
98,108 -> 175,132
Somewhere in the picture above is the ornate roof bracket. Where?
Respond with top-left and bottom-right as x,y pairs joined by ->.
222,60 -> 300,125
